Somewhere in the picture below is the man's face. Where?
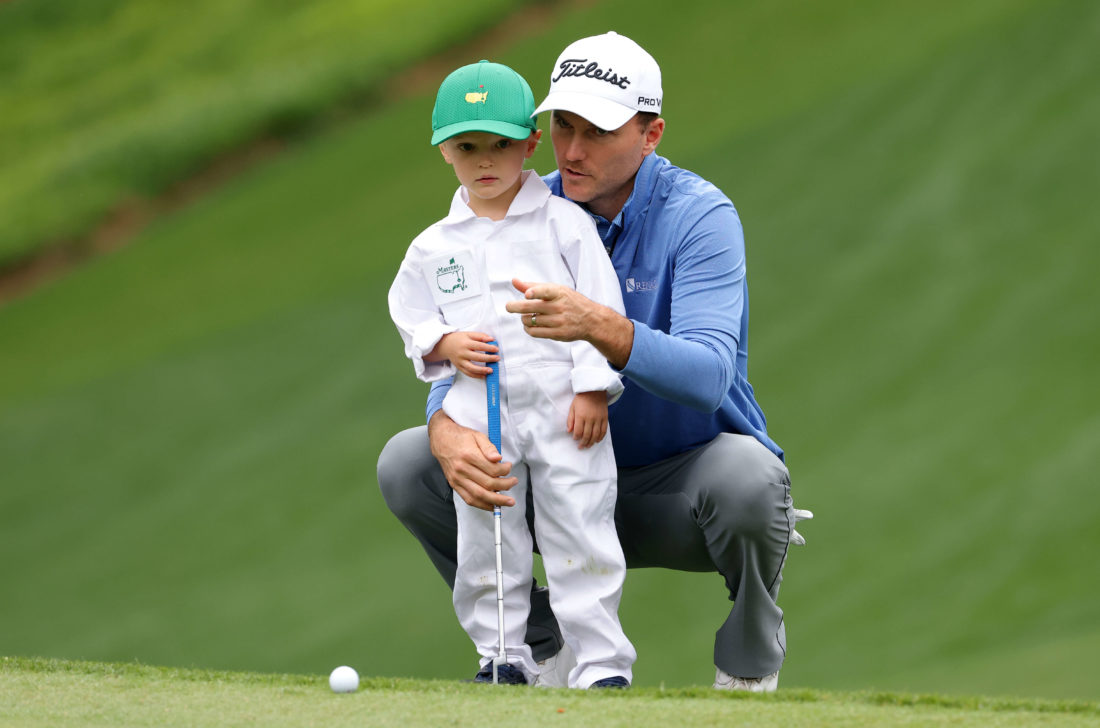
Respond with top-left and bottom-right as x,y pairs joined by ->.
549,110 -> 663,219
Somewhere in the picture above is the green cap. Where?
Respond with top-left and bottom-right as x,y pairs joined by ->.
430,60 -> 537,145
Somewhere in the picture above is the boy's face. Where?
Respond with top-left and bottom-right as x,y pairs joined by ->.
439,131 -> 540,209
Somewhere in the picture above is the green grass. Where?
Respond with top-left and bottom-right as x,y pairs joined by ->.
3,658 -> 1097,728
713,0 -> 1100,699
1,0 -> 1098,707
0,0 -> 527,263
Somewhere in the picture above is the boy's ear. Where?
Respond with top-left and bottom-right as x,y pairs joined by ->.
524,129 -> 542,159
439,143 -> 454,165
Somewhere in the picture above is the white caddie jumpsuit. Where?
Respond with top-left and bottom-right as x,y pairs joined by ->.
388,171 -> 636,687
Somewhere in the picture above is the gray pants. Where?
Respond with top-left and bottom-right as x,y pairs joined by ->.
377,427 -> 794,678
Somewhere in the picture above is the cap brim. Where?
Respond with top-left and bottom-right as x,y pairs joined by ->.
431,119 -> 535,145
532,91 -> 637,131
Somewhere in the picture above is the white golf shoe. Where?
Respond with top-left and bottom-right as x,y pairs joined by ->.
713,667 -> 779,693
532,641 -> 576,688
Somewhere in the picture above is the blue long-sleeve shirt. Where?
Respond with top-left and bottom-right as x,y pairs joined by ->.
426,153 -> 782,467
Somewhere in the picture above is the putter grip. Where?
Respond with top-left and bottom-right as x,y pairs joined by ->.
486,341 -> 501,452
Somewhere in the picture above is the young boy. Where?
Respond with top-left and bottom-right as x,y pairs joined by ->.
387,60 -> 635,689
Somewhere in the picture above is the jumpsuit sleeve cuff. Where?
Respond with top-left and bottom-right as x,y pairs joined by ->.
571,366 -> 625,405
411,322 -> 459,382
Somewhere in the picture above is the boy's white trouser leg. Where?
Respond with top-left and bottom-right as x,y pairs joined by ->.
452,465 -> 537,681
448,363 -> 634,687
510,364 -> 635,689
527,431 -> 636,688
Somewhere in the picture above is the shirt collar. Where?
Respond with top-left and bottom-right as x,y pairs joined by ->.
443,170 -> 550,224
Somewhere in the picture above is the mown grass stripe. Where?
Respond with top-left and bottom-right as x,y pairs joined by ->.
4,657 -> 1097,716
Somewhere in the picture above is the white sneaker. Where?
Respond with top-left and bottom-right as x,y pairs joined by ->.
713,667 -> 779,693
532,642 -> 576,688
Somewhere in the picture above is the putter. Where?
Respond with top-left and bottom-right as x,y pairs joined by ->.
485,342 -> 506,684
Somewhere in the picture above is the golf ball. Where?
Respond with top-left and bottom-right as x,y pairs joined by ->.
329,665 -> 359,693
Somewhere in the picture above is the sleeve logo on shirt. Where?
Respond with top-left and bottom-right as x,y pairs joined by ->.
436,258 -> 467,293
625,277 -> 656,293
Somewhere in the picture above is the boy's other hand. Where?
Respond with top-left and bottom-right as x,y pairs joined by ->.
567,391 -> 609,449
428,410 -> 518,511
430,331 -> 500,378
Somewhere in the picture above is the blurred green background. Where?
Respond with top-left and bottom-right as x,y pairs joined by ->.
2,0 -> 1097,701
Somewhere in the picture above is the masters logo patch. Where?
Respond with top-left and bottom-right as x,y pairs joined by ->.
424,249 -> 481,307
436,258 -> 466,293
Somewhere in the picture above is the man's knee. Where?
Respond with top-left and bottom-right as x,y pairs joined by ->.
698,435 -> 791,538
377,426 -> 436,519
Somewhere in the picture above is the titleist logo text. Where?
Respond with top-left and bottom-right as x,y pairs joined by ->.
552,58 -> 630,89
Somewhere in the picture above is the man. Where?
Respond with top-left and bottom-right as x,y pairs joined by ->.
378,31 -> 810,692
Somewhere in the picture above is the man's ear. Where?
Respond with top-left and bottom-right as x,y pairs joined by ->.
524,129 -> 543,159
642,118 -> 665,155
439,143 -> 454,165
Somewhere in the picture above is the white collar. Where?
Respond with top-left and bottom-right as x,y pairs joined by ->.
443,170 -> 551,224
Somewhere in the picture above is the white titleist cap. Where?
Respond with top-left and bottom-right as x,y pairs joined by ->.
533,31 -> 662,131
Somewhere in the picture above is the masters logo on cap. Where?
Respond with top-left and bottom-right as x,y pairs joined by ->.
533,31 -> 662,132
431,60 -> 537,145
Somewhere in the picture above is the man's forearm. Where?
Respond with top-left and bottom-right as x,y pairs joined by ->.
428,407 -> 465,463
427,407 -> 452,449
585,303 -> 634,370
